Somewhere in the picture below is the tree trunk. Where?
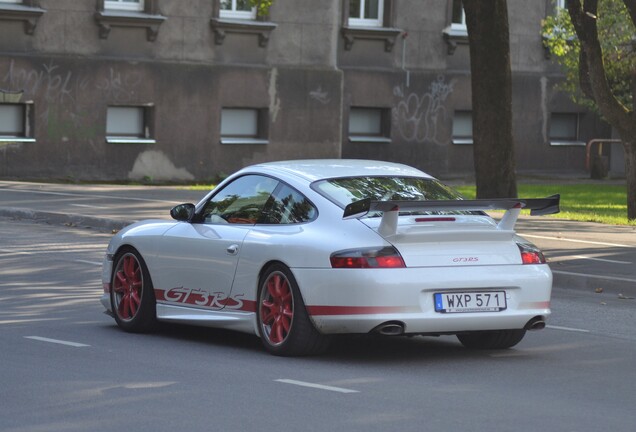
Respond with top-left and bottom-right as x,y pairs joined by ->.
625,140 -> 636,220
567,0 -> 636,221
462,0 -> 517,198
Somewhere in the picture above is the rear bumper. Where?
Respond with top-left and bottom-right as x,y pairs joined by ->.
292,265 -> 552,334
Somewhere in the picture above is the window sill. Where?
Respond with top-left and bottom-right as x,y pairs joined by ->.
442,25 -> 468,55
550,140 -> 586,147
452,138 -> 473,145
210,18 -> 277,47
341,26 -> 402,52
220,138 -> 269,145
0,137 -> 36,143
106,137 -> 156,144
0,3 -> 45,35
348,136 -> 391,144
95,10 -> 166,41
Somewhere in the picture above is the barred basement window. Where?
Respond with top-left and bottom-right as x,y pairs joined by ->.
220,108 -> 268,145
106,106 -> 155,144
0,102 -> 35,143
452,111 -> 473,145
348,107 -> 391,143
549,113 -> 584,146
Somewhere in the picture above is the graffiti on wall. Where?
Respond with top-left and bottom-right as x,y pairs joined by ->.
309,86 -> 330,105
95,67 -> 142,103
2,60 -> 81,105
1,60 -> 143,142
392,75 -> 454,145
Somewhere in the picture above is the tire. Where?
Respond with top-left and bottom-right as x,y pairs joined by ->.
256,263 -> 330,356
110,247 -> 157,333
457,329 -> 526,350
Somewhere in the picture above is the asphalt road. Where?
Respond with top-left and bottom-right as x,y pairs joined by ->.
1,180 -> 635,294
1,218 -> 635,432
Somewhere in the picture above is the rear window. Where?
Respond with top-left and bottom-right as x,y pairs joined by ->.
313,176 -> 470,215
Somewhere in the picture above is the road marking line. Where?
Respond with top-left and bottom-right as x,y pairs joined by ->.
521,234 -> 633,249
571,255 -> 631,265
24,336 -> 90,347
546,325 -> 590,333
71,204 -> 108,209
74,259 -> 102,266
552,270 -> 636,283
0,248 -> 32,255
275,379 -> 359,394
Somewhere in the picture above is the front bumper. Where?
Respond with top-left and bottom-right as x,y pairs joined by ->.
100,256 -> 113,313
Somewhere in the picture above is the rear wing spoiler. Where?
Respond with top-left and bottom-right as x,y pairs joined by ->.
343,195 -> 560,236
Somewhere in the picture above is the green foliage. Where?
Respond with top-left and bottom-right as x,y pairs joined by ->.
250,0 -> 273,17
455,183 -> 635,226
541,0 -> 636,112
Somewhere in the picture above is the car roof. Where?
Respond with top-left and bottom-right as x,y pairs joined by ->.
247,159 -> 433,183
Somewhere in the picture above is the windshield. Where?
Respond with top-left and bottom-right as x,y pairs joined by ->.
313,176 -> 471,216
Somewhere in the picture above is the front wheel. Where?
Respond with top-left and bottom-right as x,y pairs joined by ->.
457,329 -> 526,350
110,247 -> 157,333
257,264 -> 330,356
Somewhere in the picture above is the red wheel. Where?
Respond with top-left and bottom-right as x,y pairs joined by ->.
259,270 -> 294,345
257,264 -> 329,356
111,248 -> 156,332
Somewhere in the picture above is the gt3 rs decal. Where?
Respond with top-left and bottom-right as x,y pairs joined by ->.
155,287 -> 256,312
306,305 -> 420,316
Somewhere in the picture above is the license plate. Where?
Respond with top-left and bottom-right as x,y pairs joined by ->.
434,291 -> 506,313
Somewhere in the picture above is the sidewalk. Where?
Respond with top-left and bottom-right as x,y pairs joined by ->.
1,180 -> 635,295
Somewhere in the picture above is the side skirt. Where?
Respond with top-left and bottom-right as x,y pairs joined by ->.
156,303 -> 257,335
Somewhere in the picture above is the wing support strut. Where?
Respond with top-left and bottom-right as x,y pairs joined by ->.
343,195 -> 560,236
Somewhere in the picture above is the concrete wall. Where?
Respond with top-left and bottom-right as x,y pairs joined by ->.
0,0 -> 609,181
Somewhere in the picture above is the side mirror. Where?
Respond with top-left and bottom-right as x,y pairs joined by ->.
170,203 -> 195,221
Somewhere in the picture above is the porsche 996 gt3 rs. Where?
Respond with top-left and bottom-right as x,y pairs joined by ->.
101,160 -> 559,356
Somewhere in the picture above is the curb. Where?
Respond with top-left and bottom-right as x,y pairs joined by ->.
552,270 -> 636,296
0,207 -> 134,233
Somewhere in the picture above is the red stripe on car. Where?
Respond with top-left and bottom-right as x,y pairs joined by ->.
306,305 -> 418,316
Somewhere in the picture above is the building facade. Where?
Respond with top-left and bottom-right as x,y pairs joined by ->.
0,0 -> 611,182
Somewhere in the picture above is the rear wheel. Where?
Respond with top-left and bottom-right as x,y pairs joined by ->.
457,329 -> 526,350
257,264 -> 329,356
110,247 -> 157,332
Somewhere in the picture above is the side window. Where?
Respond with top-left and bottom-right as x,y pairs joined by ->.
219,0 -> 256,20
202,175 -> 278,224
451,0 -> 466,29
348,0 -> 384,27
104,0 -> 144,11
263,185 -> 317,224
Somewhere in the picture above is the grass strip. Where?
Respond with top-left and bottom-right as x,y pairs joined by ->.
454,184 -> 634,226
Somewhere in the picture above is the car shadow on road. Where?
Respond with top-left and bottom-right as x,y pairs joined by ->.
101,321 -> 532,364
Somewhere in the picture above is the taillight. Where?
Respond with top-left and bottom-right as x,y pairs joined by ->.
517,241 -> 546,265
330,247 -> 406,268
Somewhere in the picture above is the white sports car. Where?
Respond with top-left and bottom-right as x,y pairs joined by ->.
101,160 -> 560,356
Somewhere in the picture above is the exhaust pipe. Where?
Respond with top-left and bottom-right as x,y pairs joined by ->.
524,316 -> 546,331
372,322 -> 405,336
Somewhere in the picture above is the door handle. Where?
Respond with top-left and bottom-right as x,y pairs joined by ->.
226,244 -> 239,255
